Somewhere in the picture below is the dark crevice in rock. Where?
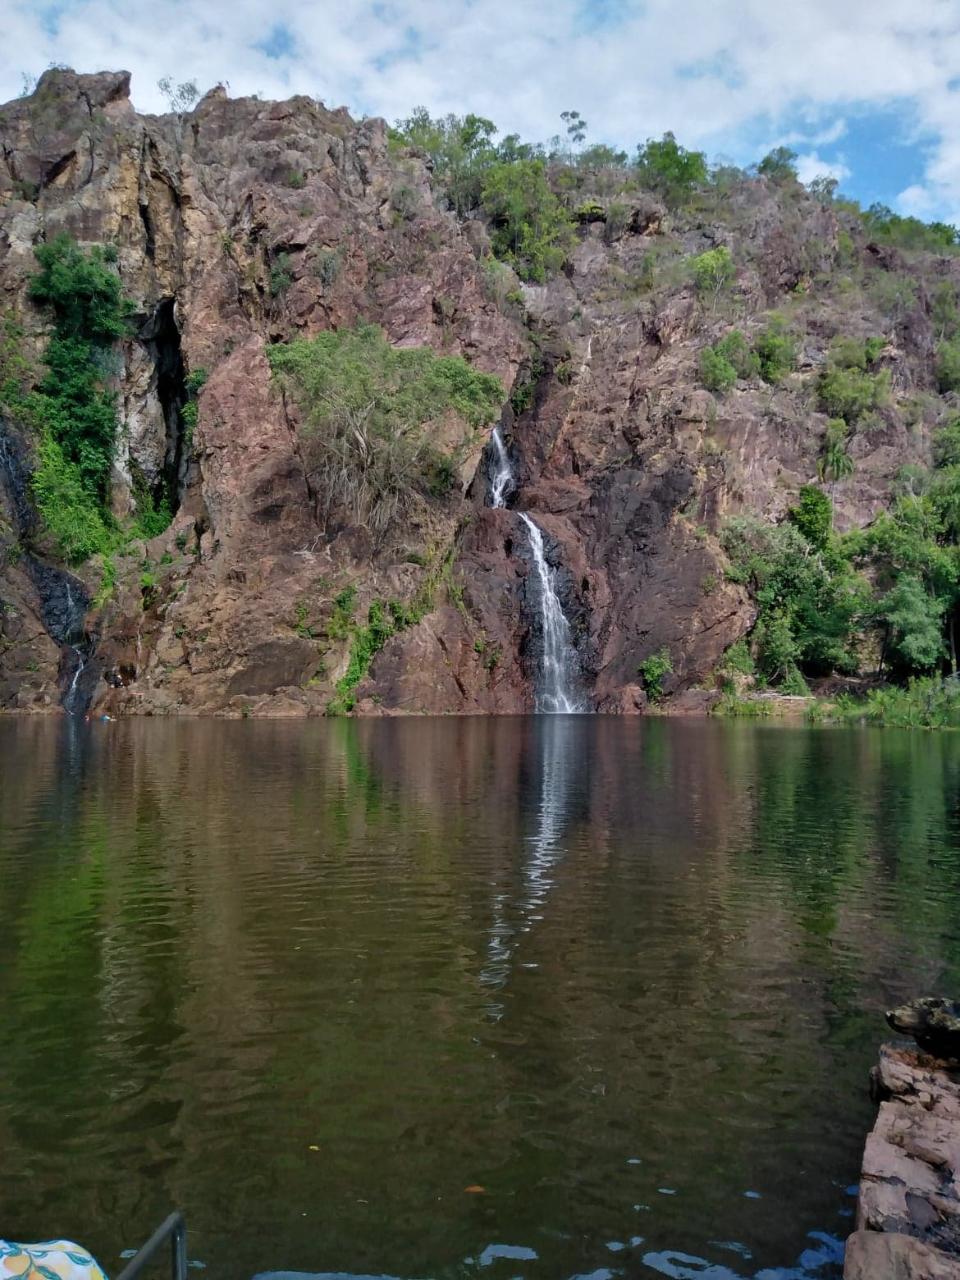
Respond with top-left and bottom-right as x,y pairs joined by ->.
40,149 -> 76,187
139,199 -> 155,260
138,297 -> 188,508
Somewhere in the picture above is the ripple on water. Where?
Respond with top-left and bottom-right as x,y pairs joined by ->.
1,716 -> 958,1278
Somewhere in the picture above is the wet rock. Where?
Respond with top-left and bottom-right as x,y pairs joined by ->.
845,1231 -> 960,1279
888,1000 -> 960,1060
846,1044 -> 960,1278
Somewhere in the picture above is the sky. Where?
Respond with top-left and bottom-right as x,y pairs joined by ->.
5,0 -> 960,224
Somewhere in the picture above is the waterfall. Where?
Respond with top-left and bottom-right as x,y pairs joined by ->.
486,425 -> 586,713
489,427 -> 513,509
64,646 -> 86,716
518,514 -> 585,713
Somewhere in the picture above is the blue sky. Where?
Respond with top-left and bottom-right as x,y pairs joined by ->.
6,0 -> 960,223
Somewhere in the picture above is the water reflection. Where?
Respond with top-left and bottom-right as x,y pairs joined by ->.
1,718 -> 959,1280
481,716 -> 586,1006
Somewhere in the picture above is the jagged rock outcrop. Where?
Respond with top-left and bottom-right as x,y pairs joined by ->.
0,70 -> 950,715
844,1043 -> 960,1279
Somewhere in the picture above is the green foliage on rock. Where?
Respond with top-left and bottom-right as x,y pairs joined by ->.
757,147 -> 799,183
700,345 -> 737,393
1,235 -> 137,563
638,647 -> 673,702
635,132 -> 707,204
267,324 -> 503,536
691,247 -> 735,306
391,109 -> 500,215
480,160 -> 577,282
862,204 -> 960,253
935,339 -> 960,393
788,485 -> 833,550
818,337 -> 890,422
754,319 -> 796,383
29,234 -> 134,503
722,513 -> 868,684
30,431 -> 116,563
700,329 -> 761,392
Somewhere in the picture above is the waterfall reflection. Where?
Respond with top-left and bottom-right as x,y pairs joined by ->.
480,715 -> 583,1012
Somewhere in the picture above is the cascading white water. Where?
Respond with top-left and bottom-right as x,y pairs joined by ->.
64,645 -> 85,716
517,514 -> 584,713
487,426 -> 585,712
489,427 -> 513,510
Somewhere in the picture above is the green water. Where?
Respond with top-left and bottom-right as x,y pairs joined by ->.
2,716 -> 959,1280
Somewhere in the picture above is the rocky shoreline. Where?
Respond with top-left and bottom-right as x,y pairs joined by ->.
844,1043 -> 960,1278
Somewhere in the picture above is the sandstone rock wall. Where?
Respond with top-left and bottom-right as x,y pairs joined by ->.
0,70 -> 947,715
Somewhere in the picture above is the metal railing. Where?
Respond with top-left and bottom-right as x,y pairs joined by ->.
115,1212 -> 187,1280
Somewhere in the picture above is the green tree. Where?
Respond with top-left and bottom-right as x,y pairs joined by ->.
936,338 -> 960,393
560,109 -> 587,148
789,486 -> 833,550
692,246 -> 735,309
480,160 -> 577,282
638,647 -> 673,701
391,108 -> 498,214
635,132 -> 707,204
757,146 -> 798,183
818,418 -> 855,492
27,235 -> 134,555
875,576 -> 944,673
754,320 -> 796,383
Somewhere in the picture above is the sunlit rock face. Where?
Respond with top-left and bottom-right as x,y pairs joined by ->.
0,70 -> 946,715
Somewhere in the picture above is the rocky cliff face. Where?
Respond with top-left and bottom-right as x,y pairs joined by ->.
0,70 -> 950,715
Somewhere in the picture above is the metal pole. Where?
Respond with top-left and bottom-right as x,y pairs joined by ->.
114,1211 -> 187,1280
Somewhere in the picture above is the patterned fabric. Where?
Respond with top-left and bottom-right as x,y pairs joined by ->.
0,1240 -> 106,1280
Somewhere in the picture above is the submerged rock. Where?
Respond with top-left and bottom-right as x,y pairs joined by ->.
888,999 -> 960,1060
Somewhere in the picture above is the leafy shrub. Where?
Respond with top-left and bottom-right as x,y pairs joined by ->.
635,132 -> 707,204
721,515 -> 867,682
480,159 -> 577,282
824,678 -> 960,728
287,170 -> 306,189
757,147 -> 798,183
186,367 -> 208,393
723,639 -> 755,675
691,247 -> 735,306
268,324 -> 503,536
313,249 -> 342,286
936,339 -> 960,392
638,647 -> 673,701
818,343 -> 890,422
754,321 -> 796,383
700,346 -> 736,393
788,485 -> 833,550
269,253 -> 293,297
31,430 -> 116,563
390,184 -> 419,221
861,203 -> 960,253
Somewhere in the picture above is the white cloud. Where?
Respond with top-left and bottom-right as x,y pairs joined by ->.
795,152 -> 851,186
898,183 -> 938,216
4,1 -> 960,221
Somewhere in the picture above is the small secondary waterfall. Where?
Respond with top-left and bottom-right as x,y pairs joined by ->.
489,427 -> 514,510
64,646 -> 86,716
487,428 -> 585,713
